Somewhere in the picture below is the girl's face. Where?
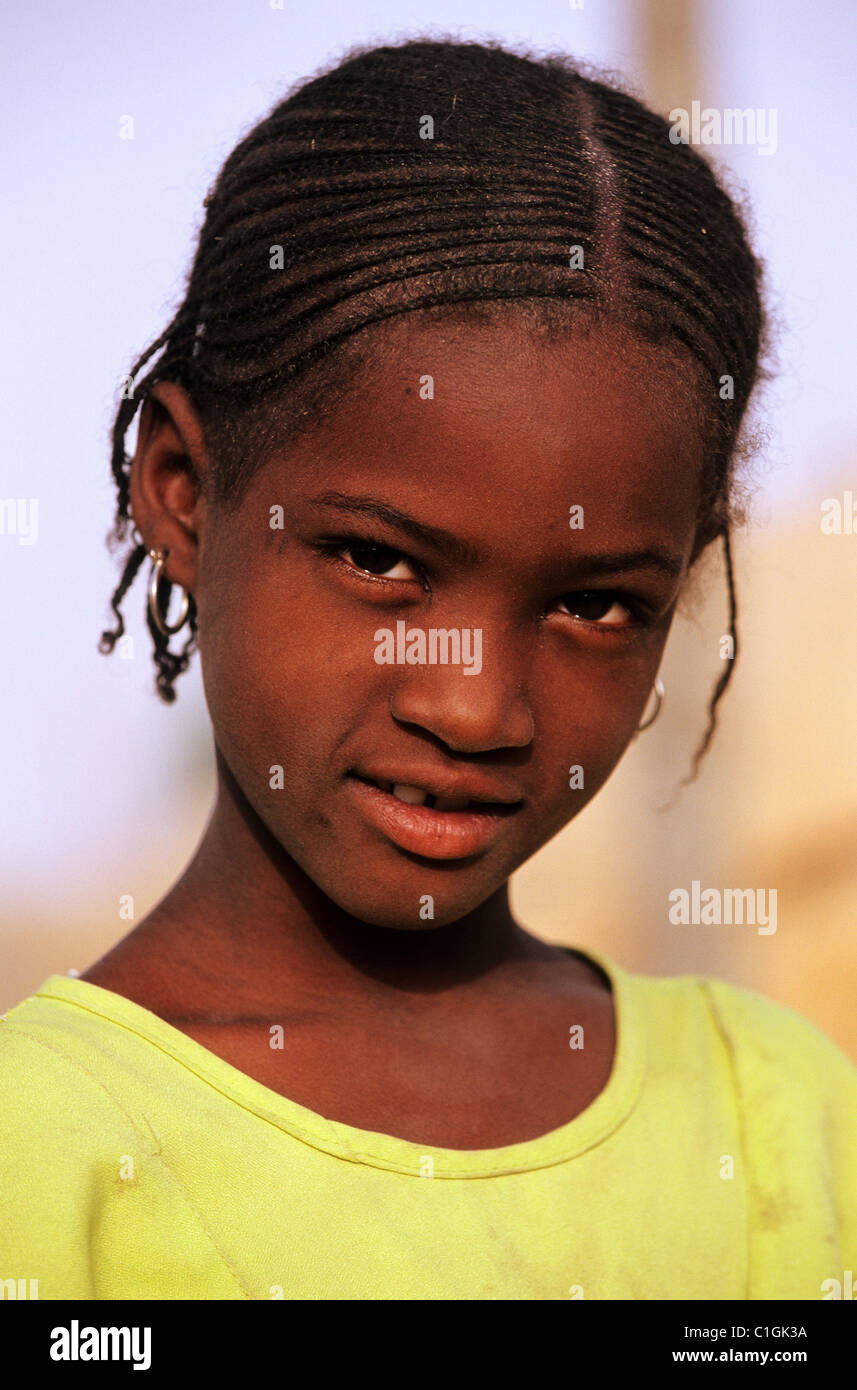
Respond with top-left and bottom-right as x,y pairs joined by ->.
191,316 -> 707,929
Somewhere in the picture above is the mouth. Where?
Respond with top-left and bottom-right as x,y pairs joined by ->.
346,772 -> 523,861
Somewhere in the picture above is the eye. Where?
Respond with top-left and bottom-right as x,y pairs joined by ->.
337,541 -> 417,581
555,591 -> 635,626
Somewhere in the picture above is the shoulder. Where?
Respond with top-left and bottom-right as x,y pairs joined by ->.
623,961 -> 856,1078
621,964 -> 857,1259
689,974 -> 857,1274
695,972 -> 857,1095
0,981 -> 154,1206
0,984 -> 142,1294
623,963 -> 857,1149
0,980 -> 246,1299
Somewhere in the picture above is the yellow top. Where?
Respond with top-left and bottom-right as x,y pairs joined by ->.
1,949 -> 855,1301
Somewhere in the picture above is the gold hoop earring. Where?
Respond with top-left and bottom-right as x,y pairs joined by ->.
147,548 -> 190,636
636,676 -> 665,734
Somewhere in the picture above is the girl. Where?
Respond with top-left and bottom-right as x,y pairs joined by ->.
2,38 -> 855,1301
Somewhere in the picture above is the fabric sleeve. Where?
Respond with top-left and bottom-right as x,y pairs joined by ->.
701,976 -> 857,1298
0,1019 -> 247,1299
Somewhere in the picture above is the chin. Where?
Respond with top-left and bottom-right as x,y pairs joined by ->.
323,876 -> 497,932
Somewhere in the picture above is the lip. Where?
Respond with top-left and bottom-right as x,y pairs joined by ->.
347,772 -> 523,861
353,766 -> 525,806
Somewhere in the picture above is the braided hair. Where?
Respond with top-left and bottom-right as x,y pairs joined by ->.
99,37 -> 766,771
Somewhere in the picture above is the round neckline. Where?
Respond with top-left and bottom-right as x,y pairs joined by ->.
34,944 -> 645,1178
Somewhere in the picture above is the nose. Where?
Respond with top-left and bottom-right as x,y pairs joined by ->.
388,624 -> 535,753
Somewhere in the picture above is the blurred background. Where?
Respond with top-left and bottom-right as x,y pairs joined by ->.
2,0 -> 856,1057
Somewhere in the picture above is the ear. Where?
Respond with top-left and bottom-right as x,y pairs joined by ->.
129,382 -> 211,595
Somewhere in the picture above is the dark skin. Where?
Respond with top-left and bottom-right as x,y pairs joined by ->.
84,315 -> 710,1148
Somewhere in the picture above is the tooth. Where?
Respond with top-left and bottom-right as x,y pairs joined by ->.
433,796 -> 470,811
392,784 -> 428,805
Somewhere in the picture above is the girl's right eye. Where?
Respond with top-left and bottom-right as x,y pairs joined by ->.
336,541 -> 418,582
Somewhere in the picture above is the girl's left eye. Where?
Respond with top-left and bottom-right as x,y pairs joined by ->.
555,591 -> 636,626
336,541 -> 417,581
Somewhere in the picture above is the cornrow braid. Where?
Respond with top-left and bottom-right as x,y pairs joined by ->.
100,37 -> 765,770
98,540 -> 147,651
683,527 -> 740,784
146,596 -> 199,705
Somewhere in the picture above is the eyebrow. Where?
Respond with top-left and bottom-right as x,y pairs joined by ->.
308,491 -> 480,565
571,548 -> 686,581
308,490 -> 685,581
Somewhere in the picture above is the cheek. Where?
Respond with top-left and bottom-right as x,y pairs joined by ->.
197,568 -> 381,798
534,648 -> 654,763
520,641 -> 665,839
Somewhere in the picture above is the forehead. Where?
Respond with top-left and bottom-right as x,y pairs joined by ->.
260,312 -> 707,554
